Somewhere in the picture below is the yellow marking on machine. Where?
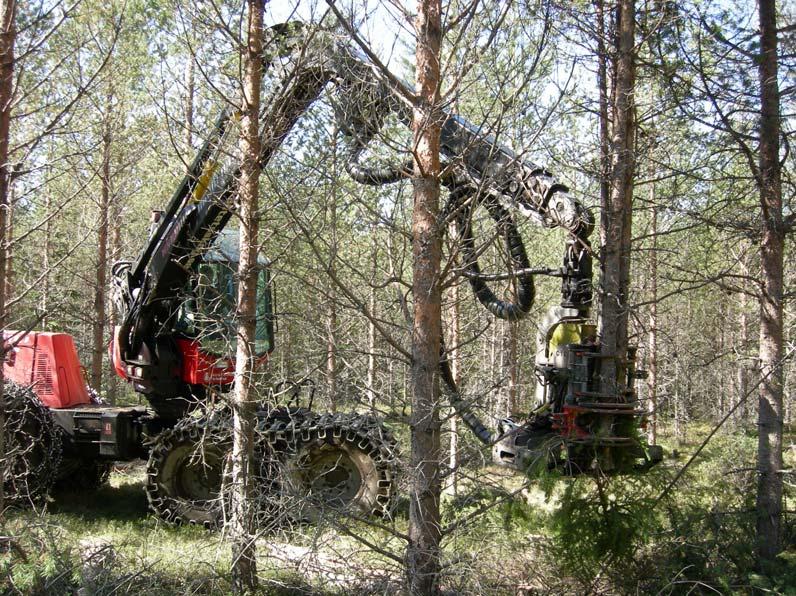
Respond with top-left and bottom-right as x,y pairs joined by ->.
192,159 -> 221,203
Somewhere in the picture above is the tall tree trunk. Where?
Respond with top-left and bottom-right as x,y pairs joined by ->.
445,275 -> 460,496
506,319 -> 518,414
0,0 -> 15,519
596,0 -> 611,215
3,182 -> 11,307
184,55 -> 194,152
42,189 -> 51,327
326,298 -> 337,409
107,184 -> 121,404
326,184 -> 337,410
367,286 -> 376,408
91,101 -> 113,392
738,289 -> 750,421
755,0 -> 784,567
230,0 -> 263,591
406,0 -> 443,592
597,0 -> 636,464
647,196 -> 658,443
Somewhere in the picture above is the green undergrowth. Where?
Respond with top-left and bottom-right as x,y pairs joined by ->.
2,422 -> 795,594
0,467 -> 346,595
538,425 -> 796,594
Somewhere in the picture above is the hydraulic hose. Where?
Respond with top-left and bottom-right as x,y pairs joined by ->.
344,145 -> 412,186
439,343 -> 493,445
448,185 -> 535,321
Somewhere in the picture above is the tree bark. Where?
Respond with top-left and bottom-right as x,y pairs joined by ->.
230,0 -> 263,591
0,0 -> 17,518
406,0 -> 443,593
445,275 -> 460,496
598,0 -> 636,406
596,0 -> 611,224
91,99 -> 113,392
326,183 -> 337,410
108,177 -> 121,404
184,54 -> 194,152
647,194 -> 657,443
367,286 -> 376,408
497,318 -> 518,418
738,289 -> 750,421
755,0 -> 784,567
42,188 -> 51,327
3,182 -> 11,307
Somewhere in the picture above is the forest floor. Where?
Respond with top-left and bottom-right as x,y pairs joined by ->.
1,424 -> 795,595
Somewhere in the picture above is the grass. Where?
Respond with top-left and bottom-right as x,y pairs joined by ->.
1,421 -> 795,594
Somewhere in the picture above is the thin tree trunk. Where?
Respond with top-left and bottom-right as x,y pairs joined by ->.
326,187 -> 337,410
406,0 -> 443,592
91,101 -> 113,392
597,0 -> 636,472
107,184 -> 122,404
738,290 -> 750,421
367,287 -> 376,408
326,298 -> 337,410
647,194 -> 658,443
506,319 -> 518,414
0,0 -> 15,520
184,55 -> 194,152
230,0 -> 263,591
42,189 -> 51,327
3,182 -> 11,307
756,0 -> 784,567
596,0 -> 610,220
445,277 -> 460,496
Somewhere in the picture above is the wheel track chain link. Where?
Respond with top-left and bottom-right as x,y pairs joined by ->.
145,407 -> 399,526
145,407 -> 238,528
1,382 -> 62,506
264,411 -> 400,518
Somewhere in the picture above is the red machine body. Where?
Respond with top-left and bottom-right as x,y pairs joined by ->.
175,339 -> 234,385
3,331 -> 92,409
110,329 -> 269,388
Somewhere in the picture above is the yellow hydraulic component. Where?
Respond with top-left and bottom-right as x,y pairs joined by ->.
191,159 -> 221,203
548,322 -> 582,354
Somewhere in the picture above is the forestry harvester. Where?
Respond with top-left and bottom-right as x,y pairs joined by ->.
1,22 -> 660,526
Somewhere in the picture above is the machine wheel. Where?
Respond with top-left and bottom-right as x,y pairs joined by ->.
2,382 -> 62,506
146,413 -> 231,528
280,413 -> 397,519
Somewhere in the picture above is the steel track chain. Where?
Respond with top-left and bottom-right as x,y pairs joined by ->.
1,382 -> 62,506
264,411 -> 399,518
145,406 -> 399,526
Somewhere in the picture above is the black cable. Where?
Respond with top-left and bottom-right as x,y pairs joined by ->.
447,185 -> 535,321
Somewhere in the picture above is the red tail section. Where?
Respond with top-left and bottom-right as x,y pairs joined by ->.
2,331 -> 92,409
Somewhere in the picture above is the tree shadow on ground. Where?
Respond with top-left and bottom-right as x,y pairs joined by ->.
50,467 -> 149,524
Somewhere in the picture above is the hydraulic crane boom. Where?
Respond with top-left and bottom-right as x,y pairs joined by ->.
111,21 -> 657,474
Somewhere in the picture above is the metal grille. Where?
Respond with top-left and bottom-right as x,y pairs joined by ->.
35,351 -> 54,396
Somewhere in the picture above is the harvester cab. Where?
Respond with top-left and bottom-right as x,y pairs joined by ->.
111,229 -> 274,406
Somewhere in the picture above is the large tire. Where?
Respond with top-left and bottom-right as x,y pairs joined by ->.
145,412 -> 231,528
146,409 -> 398,528
2,382 -> 62,506
280,413 -> 398,520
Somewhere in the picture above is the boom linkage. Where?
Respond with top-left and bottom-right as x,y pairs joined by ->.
110,21 -> 655,479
